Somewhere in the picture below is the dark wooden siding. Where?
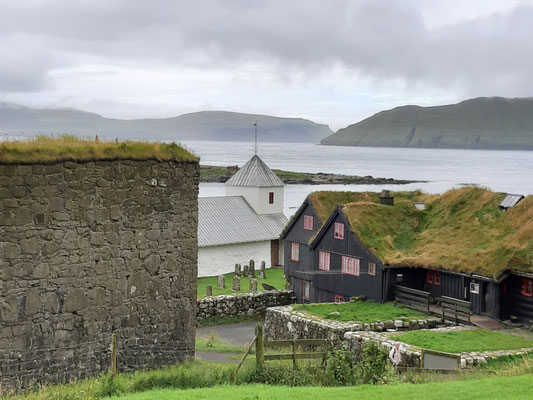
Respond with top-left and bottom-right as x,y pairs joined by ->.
502,275 -> 533,323
283,202 -> 322,276
311,211 -> 384,302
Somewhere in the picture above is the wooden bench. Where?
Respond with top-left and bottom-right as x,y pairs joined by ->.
438,296 -> 471,325
393,285 -> 430,313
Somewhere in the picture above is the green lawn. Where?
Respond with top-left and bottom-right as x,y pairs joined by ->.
197,268 -> 286,298
292,301 -> 427,323
396,329 -> 533,353
111,374 -> 533,400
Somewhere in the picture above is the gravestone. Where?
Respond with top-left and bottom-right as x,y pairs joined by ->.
259,261 -> 266,279
218,275 -> 225,289
249,260 -> 255,277
206,284 -> 212,297
243,265 -> 249,277
249,278 -> 258,293
235,263 -> 241,276
233,275 -> 241,291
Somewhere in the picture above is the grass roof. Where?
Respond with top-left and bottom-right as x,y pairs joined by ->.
336,187 -> 533,277
0,136 -> 198,164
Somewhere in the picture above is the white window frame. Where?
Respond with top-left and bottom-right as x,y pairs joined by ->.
334,222 -> 344,239
318,251 -> 330,271
303,215 -> 314,231
341,256 -> 360,276
290,242 -> 299,262
368,262 -> 376,276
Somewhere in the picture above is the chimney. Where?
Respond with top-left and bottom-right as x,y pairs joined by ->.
379,190 -> 394,206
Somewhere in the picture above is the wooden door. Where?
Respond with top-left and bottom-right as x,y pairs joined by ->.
271,240 -> 279,266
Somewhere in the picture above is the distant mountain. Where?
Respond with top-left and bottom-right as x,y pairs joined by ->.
0,103 -> 332,143
322,97 -> 533,150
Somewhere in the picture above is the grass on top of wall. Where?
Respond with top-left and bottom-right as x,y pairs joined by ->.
0,135 -> 198,164
197,267 -> 286,298
292,300 -> 427,323
396,329 -> 533,353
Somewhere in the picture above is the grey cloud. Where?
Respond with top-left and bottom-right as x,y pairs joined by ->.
0,0 -> 532,95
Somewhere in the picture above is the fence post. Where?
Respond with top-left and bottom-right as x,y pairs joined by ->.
292,340 -> 296,369
111,333 -> 117,376
255,323 -> 264,369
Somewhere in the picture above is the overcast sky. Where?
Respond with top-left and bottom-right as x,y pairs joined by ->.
1,0 -> 532,130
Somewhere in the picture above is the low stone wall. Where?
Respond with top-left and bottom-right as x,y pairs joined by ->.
345,326 -> 533,369
264,305 -> 440,344
197,290 -> 292,323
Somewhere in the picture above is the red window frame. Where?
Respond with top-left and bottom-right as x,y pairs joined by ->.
269,192 -> 274,204
522,278 -> 533,297
368,262 -> 376,276
341,256 -> 360,276
334,295 -> 344,303
334,222 -> 344,239
434,271 -> 441,286
303,215 -> 314,231
426,270 -> 433,284
290,242 -> 299,262
302,280 -> 310,300
319,251 -> 331,271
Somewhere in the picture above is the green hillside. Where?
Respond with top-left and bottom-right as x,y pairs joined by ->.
322,97 -> 533,150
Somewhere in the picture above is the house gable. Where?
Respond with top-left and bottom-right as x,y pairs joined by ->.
309,207 -> 385,302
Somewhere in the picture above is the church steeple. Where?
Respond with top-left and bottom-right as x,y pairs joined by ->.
225,155 -> 284,215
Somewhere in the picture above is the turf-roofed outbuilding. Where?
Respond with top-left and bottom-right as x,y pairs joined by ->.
281,187 -> 533,323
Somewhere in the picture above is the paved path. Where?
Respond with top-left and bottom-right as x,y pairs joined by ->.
196,322 -> 257,364
196,351 -> 240,364
196,322 -> 256,346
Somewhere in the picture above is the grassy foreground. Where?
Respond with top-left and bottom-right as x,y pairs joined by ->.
292,300 -> 427,323
111,374 -> 533,400
396,329 -> 533,353
197,268 -> 286,298
0,136 -> 197,163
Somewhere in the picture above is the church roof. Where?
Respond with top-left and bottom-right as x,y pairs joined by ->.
198,196 -> 288,247
225,155 -> 284,187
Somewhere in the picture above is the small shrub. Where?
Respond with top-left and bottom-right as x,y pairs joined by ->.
326,345 -> 355,386
353,341 -> 398,385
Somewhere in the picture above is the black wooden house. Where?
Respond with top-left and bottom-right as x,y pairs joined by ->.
282,188 -> 533,323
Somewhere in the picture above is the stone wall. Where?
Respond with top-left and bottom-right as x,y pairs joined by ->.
264,305 -> 441,344
197,290 -> 292,323
0,159 -> 198,390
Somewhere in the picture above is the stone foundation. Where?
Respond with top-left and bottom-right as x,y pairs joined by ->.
197,290 -> 292,323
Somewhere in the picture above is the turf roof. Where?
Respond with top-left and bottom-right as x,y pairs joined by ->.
310,187 -> 533,278
0,136 -> 198,164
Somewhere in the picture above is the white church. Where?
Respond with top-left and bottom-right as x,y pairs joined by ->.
198,155 -> 288,277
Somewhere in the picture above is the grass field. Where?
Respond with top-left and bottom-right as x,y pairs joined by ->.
292,300 -> 427,323
110,374 -> 533,400
197,267 -> 286,298
396,329 -> 533,353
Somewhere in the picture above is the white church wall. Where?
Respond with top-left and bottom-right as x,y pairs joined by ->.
198,240 -> 272,277
225,186 -> 283,215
